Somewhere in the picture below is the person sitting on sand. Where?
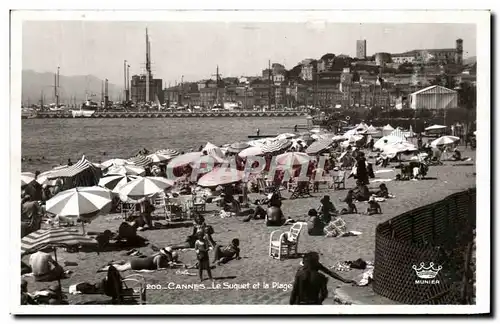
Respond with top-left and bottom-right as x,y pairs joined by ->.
195,232 -> 213,282
20,280 -> 37,305
340,190 -> 358,215
366,197 -> 382,215
29,249 -> 66,282
374,183 -> 390,198
97,248 -> 174,272
451,148 -> 463,161
318,195 -> 336,224
353,180 -> 371,202
307,209 -> 324,236
115,222 -> 149,247
212,238 -> 241,265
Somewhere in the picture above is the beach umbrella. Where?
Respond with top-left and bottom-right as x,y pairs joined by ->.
167,152 -> 226,170
98,174 -> 140,193
21,228 -> 98,256
105,164 -> 146,176
101,158 -> 129,168
384,142 -> 418,155
276,133 -> 297,140
197,168 -> 245,187
347,135 -> 364,143
425,124 -> 447,131
238,146 -> 264,158
202,142 -> 225,159
276,152 -> 311,166
383,124 -> 394,131
21,172 -> 36,187
147,153 -> 172,163
156,149 -> 180,158
247,138 -> 272,147
332,135 -> 346,142
127,155 -> 153,168
118,176 -> 175,199
374,135 -> 405,150
261,139 -> 292,154
45,186 -> 113,223
431,136 -> 460,147
227,142 -> 250,154
306,138 -> 334,155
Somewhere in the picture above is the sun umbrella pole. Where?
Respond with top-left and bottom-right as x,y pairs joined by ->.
53,247 -> 62,289
81,222 -> 86,235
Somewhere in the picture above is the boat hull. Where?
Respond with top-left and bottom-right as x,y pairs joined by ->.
71,110 -> 95,118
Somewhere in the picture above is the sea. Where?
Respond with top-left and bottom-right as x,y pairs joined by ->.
21,117 -> 306,172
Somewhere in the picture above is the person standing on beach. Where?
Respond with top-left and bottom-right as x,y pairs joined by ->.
195,232 -> 213,282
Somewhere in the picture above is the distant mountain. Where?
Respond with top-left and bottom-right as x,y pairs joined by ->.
462,56 -> 476,66
22,70 -> 123,105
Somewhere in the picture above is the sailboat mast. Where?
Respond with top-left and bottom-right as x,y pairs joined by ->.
268,60 -> 271,110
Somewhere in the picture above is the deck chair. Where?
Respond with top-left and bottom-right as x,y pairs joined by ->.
165,197 -> 187,221
151,192 -> 167,218
191,195 -> 207,212
257,178 -> 276,195
289,181 -> 313,199
269,222 -> 304,260
120,202 -> 139,219
104,266 -> 146,304
324,217 -> 347,237
330,170 -> 346,190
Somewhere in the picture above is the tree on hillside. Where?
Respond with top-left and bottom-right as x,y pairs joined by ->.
430,74 -> 457,89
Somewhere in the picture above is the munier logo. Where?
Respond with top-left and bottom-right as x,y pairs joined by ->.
412,262 -> 442,284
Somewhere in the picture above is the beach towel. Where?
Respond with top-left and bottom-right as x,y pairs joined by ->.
371,179 -> 393,183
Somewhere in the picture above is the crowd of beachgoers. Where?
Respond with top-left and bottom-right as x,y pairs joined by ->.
20,122 -> 475,305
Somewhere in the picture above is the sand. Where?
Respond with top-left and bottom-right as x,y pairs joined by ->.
22,149 -> 476,305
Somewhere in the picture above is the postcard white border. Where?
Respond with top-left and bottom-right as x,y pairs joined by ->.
8,8 -> 490,316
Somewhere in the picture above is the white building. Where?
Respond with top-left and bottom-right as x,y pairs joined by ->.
409,85 -> 458,110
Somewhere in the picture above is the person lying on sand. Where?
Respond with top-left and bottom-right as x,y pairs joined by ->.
212,239 -> 241,265
374,184 -> 390,199
114,222 -> 149,247
352,180 -> 371,202
366,197 -> 382,215
97,248 -> 177,272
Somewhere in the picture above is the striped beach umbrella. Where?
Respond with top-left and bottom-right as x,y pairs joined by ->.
227,142 -> 250,154
261,139 -> 292,154
167,152 -> 226,170
306,138 -> 334,155
106,164 -> 146,176
98,174 -> 140,193
156,149 -> 180,160
275,152 -> 311,166
21,227 -> 97,255
198,168 -> 245,187
147,153 -> 173,163
118,176 -> 175,200
21,172 -> 36,187
45,186 -> 113,223
127,155 -> 153,168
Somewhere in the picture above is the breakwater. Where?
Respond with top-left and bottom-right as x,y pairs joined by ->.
28,110 -> 307,119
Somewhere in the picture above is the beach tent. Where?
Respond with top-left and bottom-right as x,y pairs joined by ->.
382,124 -> 395,137
366,125 -> 379,135
47,155 -> 102,189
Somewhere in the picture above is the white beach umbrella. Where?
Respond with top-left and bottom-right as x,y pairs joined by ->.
21,172 -> 36,187
198,168 -> 245,187
431,136 -> 460,147
238,146 -> 264,158
45,186 -> 113,222
106,164 -> 146,176
425,124 -> 447,131
147,153 -> 173,163
374,135 -> 405,150
118,176 -> 175,200
384,142 -> 418,155
276,133 -> 298,140
276,152 -> 311,166
101,158 -> 129,168
261,139 -> 292,154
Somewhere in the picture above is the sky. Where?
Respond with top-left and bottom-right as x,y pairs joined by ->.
22,21 -> 476,86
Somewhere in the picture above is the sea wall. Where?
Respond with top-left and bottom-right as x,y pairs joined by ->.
29,111 -> 307,119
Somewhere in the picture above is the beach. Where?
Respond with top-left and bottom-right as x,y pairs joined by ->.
22,148 -> 476,305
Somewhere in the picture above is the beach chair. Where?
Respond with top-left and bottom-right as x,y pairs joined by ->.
192,195 -> 207,212
324,217 -> 347,237
120,202 -> 138,219
120,274 -> 147,305
151,192 -> 167,218
269,222 -> 304,260
165,197 -> 187,221
289,181 -> 313,199
330,170 -> 346,190
257,178 -> 276,195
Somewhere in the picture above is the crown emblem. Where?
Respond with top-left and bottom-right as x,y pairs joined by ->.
412,262 -> 442,279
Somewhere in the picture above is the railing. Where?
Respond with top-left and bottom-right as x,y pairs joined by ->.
373,188 -> 476,304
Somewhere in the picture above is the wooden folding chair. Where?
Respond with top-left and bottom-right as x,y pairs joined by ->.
120,274 -> 147,304
324,217 -> 347,237
165,197 -> 187,221
289,181 -> 313,200
330,170 -> 346,190
151,192 -> 167,218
